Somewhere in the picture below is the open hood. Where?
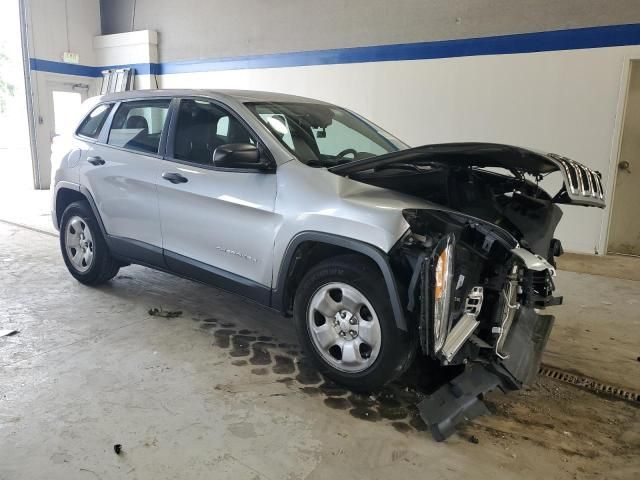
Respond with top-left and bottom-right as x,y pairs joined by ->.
330,143 -> 606,208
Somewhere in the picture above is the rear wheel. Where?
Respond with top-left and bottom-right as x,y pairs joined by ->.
294,254 -> 414,391
60,201 -> 120,285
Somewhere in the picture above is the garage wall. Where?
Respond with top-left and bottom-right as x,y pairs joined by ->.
23,0 -> 102,188
28,0 -> 100,66
99,0 -> 640,60
157,46 -> 640,255
94,0 -> 640,255
23,0 -> 639,255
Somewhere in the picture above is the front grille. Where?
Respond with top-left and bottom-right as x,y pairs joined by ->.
547,153 -> 605,204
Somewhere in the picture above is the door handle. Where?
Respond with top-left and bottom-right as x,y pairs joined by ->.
618,160 -> 631,173
162,172 -> 189,184
87,156 -> 105,166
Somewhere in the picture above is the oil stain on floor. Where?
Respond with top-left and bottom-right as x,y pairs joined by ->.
193,315 -> 429,434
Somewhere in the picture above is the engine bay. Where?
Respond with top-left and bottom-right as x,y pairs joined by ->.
352,165 -> 564,261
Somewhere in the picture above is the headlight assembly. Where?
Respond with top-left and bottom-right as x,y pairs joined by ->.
431,234 -> 455,353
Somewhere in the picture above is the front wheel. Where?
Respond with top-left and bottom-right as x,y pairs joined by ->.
293,254 -> 414,391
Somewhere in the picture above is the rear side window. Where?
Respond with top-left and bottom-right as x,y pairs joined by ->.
76,104 -> 112,139
107,99 -> 171,154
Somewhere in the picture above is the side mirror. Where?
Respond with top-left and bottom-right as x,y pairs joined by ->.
212,143 -> 270,170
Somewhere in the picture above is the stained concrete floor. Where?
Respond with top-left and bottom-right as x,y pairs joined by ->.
558,252 -> 640,282
546,269 -> 640,392
1,220 -> 639,479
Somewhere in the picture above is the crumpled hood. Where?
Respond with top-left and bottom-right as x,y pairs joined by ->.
330,143 -> 605,208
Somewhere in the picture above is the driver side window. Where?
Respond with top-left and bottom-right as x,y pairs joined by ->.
173,99 -> 255,166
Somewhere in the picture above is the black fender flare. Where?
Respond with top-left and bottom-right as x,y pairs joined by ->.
78,185 -> 111,240
55,184 -> 111,240
272,231 -> 408,331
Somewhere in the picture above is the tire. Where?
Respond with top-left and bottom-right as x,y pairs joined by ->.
293,254 -> 414,392
59,200 -> 120,285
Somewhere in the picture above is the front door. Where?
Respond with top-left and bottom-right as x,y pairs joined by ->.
78,98 -> 171,251
609,61 -> 640,255
157,98 -> 278,300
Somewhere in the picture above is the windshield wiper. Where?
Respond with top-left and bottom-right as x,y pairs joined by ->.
305,157 -> 356,168
305,159 -> 330,167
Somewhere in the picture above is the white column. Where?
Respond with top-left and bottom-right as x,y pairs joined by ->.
93,30 -> 158,90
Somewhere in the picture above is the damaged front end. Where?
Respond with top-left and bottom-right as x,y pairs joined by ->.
332,143 -> 607,441
396,208 -> 560,441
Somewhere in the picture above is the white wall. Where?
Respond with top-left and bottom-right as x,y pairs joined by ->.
27,0 -> 99,67
159,45 -> 640,254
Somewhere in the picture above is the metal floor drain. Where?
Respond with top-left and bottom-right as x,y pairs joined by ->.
539,365 -> 640,404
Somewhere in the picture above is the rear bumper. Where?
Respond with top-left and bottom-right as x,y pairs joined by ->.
418,307 -> 554,441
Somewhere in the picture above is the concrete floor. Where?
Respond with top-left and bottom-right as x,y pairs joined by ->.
546,268 -> 640,391
1,210 -> 639,478
0,180 -> 53,236
558,252 -> 640,282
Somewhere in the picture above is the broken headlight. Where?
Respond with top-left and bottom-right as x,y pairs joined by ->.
431,234 -> 455,353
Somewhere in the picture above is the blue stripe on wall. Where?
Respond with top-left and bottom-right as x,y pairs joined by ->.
29,59 -> 159,77
29,58 -> 99,77
29,23 -> 640,77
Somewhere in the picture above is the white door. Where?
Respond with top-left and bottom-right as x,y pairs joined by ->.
609,61 -> 640,255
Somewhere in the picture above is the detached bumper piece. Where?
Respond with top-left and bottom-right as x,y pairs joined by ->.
417,364 -> 504,442
497,308 -> 555,388
524,269 -> 563,308
418,308 -> 555,441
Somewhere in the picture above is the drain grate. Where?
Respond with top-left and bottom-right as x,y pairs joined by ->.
539,365 -> 640,404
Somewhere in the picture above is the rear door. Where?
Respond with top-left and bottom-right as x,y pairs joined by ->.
157,97 -> 279,300
78,98 -> 171,252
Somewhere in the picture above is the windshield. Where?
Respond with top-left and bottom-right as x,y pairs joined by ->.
245,101 -> 408,167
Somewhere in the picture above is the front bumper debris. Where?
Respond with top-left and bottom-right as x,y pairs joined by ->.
496,307 -> 555,388
418,307 -> 554,441
417,364 -> 503,442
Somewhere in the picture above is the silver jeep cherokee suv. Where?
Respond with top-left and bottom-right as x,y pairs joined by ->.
52,90 -> 605,439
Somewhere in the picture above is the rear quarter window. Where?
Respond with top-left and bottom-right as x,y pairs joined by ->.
107,99 -> 171,155
76,104 -> 113,139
